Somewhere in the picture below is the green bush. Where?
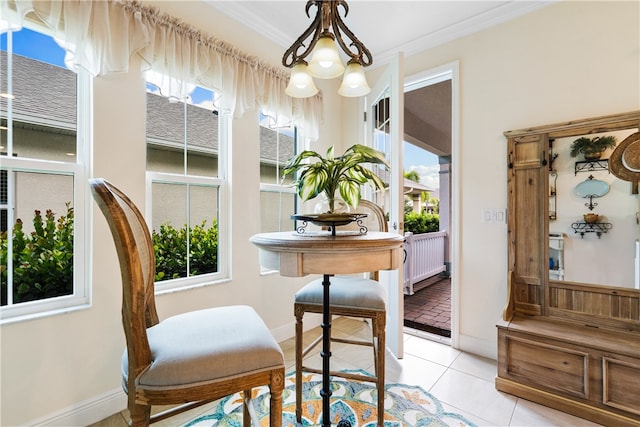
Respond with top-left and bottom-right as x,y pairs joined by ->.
1,204 -> 74,305
152,219 -> 218,281
0,205 -> 219,305
404,211 -> 439,234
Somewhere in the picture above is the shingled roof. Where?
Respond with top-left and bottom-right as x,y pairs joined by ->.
2,52 -> 295,165
1,52 -> 76,130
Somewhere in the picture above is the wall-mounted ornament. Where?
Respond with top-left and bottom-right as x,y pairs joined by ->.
575,175 -> 609,210
570,135 -> 618,161
609,131 -> 640,184
571,216 -> 612,238
549,171 -> 558,220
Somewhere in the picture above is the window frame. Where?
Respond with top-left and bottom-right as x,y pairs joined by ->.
0,25 -> 92,324
258,118 -> 301,233
144,93 -> 231,293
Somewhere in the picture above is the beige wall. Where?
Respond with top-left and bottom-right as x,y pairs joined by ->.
361,0 -> 639,356
1,1 -> 638,425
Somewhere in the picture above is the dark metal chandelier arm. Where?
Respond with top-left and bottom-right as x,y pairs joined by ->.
282,0 -> 373,69
282,1 -> 324,67
329,1 -> 373,66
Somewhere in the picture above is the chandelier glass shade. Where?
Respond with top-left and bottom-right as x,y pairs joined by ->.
285,62 -> 319,97
283,0 -> 373,98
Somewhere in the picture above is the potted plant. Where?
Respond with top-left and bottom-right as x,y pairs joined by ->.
569,135 -> 617,160
282,144 -> 389,213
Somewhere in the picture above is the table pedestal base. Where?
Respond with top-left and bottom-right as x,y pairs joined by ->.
321,274 -> 353,427
321,274 -> 332,427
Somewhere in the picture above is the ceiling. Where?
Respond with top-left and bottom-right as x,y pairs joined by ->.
205,1 -> 553,70
205,1 -> 553,158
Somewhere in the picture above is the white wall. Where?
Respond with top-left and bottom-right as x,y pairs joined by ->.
1,1 -> 638,425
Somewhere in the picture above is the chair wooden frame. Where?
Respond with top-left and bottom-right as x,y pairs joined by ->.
294,200 -> 387,426
90,178 -> 284,426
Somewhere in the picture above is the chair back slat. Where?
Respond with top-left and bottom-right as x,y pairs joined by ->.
89,178 -> 158,376
346,200 -> 387,280
351,199 -> 387,232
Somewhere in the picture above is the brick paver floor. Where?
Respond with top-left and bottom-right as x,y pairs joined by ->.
404,275 -> 451,337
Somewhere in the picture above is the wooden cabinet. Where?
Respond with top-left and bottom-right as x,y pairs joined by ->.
497,111 -> 640,427
497,315 -> 640,426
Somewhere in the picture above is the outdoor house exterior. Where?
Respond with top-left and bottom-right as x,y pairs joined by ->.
1,51 -> 295,235
1,1 -> 638,426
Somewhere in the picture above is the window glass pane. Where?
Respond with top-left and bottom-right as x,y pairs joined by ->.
259,118 -> 295,184
1,25 -> 84,317
2,171 -> 74,306
150,181 -> 219,282
146,86 -> 218,177
1,28 -> 77,162
260,190 -> 295,233
146,78 -> 223,287
259,115 -> 297,233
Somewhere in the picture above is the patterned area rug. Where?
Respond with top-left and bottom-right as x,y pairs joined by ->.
185,371 -> 477,426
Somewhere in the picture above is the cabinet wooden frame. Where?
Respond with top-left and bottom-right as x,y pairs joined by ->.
498,110 -> 640,427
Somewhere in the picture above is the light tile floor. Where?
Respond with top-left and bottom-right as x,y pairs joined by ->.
90,317 -> 602,427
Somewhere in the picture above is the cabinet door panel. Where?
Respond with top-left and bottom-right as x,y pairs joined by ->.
603,356 -> 640,415
505,335 -> 588,398
507,134 -> 547,313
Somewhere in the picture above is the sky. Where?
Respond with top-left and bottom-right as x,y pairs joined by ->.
404,142 -> 439,191
0,27 -> 66,68
3,27 -> 440,191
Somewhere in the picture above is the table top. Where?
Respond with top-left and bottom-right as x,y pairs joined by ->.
250,231 -> 403,251
250,231 -> 404,277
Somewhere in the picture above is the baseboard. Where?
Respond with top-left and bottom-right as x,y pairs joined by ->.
27,387 -> 126,427
457,333 -> 496,360
23,317 -> 320,427
271,313 -> 322,344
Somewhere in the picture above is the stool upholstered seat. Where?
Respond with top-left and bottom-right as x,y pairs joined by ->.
294,277 -> 386,311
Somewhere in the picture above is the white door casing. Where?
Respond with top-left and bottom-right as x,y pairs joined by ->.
363,52 -> 404,358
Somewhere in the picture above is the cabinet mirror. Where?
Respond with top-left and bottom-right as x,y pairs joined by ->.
548,126 -> 638,288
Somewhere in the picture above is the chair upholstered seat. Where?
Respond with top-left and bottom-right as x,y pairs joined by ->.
295,277 -> 386,311
122,305 -> 284,390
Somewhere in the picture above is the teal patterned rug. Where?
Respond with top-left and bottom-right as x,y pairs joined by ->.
185,371 -> 477,426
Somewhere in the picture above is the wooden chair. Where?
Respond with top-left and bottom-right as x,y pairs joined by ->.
294,199 -> 387,426
89,178 -> 285,427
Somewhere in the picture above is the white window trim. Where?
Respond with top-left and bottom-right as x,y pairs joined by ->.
145,115 -> 231,295
0,68 -> 92,325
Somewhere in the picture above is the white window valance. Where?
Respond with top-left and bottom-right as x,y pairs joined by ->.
0,0 -> 322,138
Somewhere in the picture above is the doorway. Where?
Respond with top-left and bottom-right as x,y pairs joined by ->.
401,64 -> 458,342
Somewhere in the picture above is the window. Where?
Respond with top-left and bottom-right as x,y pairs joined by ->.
259,114 -> 298,233
0,26 -> 90,322
145,82 -> 228,291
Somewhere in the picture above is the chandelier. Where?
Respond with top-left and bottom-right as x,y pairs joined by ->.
282,0 -> 373,98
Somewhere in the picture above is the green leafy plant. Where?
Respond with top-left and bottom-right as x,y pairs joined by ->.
152,219 -> 218,281
282,144 -> 389,212
569,135 -> 617,159
1,204 -> 74,305
1,204 -> 219,305
404,211 -> 440,234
